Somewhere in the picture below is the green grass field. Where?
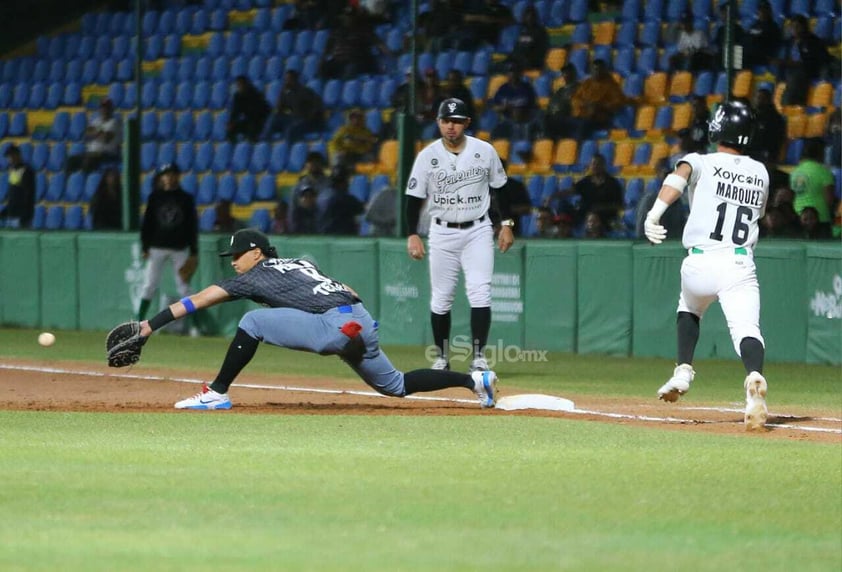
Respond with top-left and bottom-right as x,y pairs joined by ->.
1,328 -> 840,571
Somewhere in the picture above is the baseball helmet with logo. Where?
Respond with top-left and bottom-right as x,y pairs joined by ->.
708,100 -> 755,150
437,98 -> 470,120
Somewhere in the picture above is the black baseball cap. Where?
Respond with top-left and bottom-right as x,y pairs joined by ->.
437,98 -> 470,120
157,162 -> 180,175
219,228 -> 271,257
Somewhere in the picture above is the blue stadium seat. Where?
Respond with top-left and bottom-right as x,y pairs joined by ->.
174,81 -> 193,110
141,111 -> 157,139
210,81 -> 228,110
654,106 -> 673,129
44,206 -> 64,230
10,82 -> 29,109
45,173 -> 65,202
246,55 -> 265,82
199,206 -> 217,231
526,175 -> 543,205
231,142 -> 252,172
217,173 -> 236,201
234,173 -> 257,205
31,205 -> 47,230
9,111 -> 27,136
642,0 -> 664,21
188,80 -> 209,109
224,31 -> 243,57
140,172 -> 155,203
248,208 -> 272,233
0,84 -> 9,108
209,8 -> 228,31
312,29 -> 330,54
624,177 -> 644,208
252,7 -> 271,31
27,81 -> 47,109
598,141 -> 615,166
194,55 -> 212,80
163,34 -> 180,58
713,72 -> 728,95
636,47 -> 657,75
141,142 -> 157,172
257,31 -> 276,57
193,141 -> 213,172
65,171 -> 85,202
112,35 -> 130,60
615,22 -> 636,47
83,172 -> 102,201
30,143 -> 49,171
340,79 -> 360,108
175,111 -> 194,141
632,142 -> 652,167
496,25 -> 520,53
435,50 -> 454,78
64,58 -> 81,82
145,34 -> 164,60
349,175 -> 370,203
96,59 -> 115,85
141,81 -> 158,108
196,174 -> 217,205
63,82 -> 82,106
157,141 -> 176,167
191,9 -> 209,34
571,23 -> 591,45
568,48 -> 589,77
211,56 -> 228,82
108,83 -> 125,109
47,143 -> 66,172
0,113 -> 7,139
176,55 -> 196,81
784,138 -> 804,166
212,110 -> 229,140
613,47 -> 635,77
471,49 -> 492,76
322,79 -> 342,109
193,110 -> 212,141
249,142 -> 270,173
177,143 -> 195,171
301,53 -> 320,81
179,172 -> 196,197
576,140 -> 597,172
0,174 -> 7,203
256,173 -> 276,200
212,142 -> 233,172
49,110 -> 69,139
365,109 -> 383,136
142,10 -> 159,35
269,141 -> 288,173
230,55 -> 248,79
157,111 -> 176,140
533,73 -> 553,98
568,0 -> 589,22
48,60 -> 65,83
277,30 -> 295,57
64,205 -> 84,230
286,141 -> 308,173
66,111 -> 86,141
693,71 -> 714,96
293,29 -> 314,55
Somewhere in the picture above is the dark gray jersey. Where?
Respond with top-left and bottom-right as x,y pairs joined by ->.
217,258 -> 358,313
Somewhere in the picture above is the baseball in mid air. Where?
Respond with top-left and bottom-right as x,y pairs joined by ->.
38,332 -> 56,347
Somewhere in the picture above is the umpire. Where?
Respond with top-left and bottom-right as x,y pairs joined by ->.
137,163 -> 199,333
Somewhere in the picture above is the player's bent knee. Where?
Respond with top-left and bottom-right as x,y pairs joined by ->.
238,311 -> 262,338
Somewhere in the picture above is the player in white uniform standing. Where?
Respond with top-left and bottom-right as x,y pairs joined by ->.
643,100 -> 771,431
405,98 -> 515,372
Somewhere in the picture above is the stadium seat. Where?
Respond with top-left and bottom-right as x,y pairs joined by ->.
192,141 -> 213,172
196,174 -> 217,205
269,141 -> 288,173
31,205 -> 47,230
349,175 -> 370,203
359,78 -> 380,109
193,110 -> 212,141
141,81 -> 157,108
285,141 -> 308,173
217,173 -> 236,201
653,105 -> 673,130
64,205 -> 84,230
567,48 -> 588,77
157,141 -> 176,167
568,0 -> 588,22
249,142 -> 270,173
693,71 -> 714,96
65,171 -> 85,201
66,111 -> 86,141
157,111 -> 176,140
231,142 -> 252,172
526,175 -> 543,205
211,110 -> 229,140
234,174 -> 257,205
44,173 -> 65,202
141,111 -> 157,140
668,71 -> 693,102
84,171 -> 102,201
199,207 -> 216,232
49,111 -> 69,140
241,31 -> 259,59
174,81 -> 193,110
209,8 -> 228,31
322,79 -> 342,109
175,111 -> 194,141
575,140 -> 597,172
210,81 -> 228,110
224,31 -> 243,57
256,174 -> 276,201
248,208 -> 272,233
30,143 -> 49,171
672,102 -> 692,131
212,142 -> 233,173
644,72 -> 668,104
141,142 -> 157,172
0,113 -> 7,139
47,143 -> 67,172
571,23 -> 592,45
44,205 -> 64,230
177,143 -> 195,171
471,49 -> 492,76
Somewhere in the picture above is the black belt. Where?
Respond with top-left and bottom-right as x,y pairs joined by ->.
435,215 -> 485,229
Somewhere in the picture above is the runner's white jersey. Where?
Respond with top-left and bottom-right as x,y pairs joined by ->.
405,136 -> 507,223
678,152 -> 769,251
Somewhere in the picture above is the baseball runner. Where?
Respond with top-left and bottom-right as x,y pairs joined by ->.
137,163 -> 199,330
405,98 -> 515,372
643,100 -> 771,431
136,228 -> 498,410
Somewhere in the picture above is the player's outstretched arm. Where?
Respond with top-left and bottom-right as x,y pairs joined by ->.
140,285 -> 230,336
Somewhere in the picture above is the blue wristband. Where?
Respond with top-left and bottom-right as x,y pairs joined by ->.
181,297 -> 196,314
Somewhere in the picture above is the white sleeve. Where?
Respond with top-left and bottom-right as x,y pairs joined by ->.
405,148 -> 429,199
677,152 -> 700,192
488,146 -> 508,189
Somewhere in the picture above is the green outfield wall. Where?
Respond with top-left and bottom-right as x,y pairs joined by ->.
1,232 -> 839,365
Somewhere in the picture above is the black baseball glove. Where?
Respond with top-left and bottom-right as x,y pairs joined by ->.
105,321 -> 148,368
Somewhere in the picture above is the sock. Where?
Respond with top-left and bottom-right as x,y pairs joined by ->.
209,328 -> 260,394
470,306 -> 491,358
739,337 -> 765,375
137,298 -> 151,321
676,311 -> 700,365
404,369 -> 473,395
430,311 -> 451,358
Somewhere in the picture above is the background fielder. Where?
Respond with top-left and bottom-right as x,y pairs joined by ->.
643,100 -> 771,431
405,98 -> 515,372
135,228 -> 498,410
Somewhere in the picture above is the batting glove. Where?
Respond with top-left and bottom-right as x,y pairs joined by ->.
644,216 -> 667,244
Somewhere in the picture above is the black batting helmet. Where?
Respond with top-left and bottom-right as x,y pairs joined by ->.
708,100 -> 755,150
437,98 -> 470,120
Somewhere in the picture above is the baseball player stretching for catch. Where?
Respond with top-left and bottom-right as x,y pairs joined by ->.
644,100 -> 770,431
136,228 -> 498,410
405,98 -> 515,372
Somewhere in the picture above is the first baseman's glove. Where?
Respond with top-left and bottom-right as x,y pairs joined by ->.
178,255 -> 198,283
105,321 -> 148,368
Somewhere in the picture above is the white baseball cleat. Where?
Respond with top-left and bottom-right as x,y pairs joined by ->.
744,371 -> 768,431
471,370 -> 498,408
469,356 -> 489,373
657,363 -> 695,402
431,357 -> 450,371
175,384 -> 232,410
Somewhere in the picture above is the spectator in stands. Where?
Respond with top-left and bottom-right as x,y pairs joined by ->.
768,185 -> 802,236
570,59 -> 629,139
1,144 -> 35,229
287,184 -> 319,234
534,206 -> 559,238
212,199 -> 246,234
328,108 -> 378,170
66,98 -> 122,174
440,70 -> 477,129
685,95 -> 711,153
543,64 -> 580,140
226,76 -> 270,143
364,183 -> 397,236
490,63 -> 540,141
294,151 -> 331,196
826,107 -> 841,168
582,211 -> 607,239
316,167 -> 364,235
282,0 -> 331,30
505,5 -> 549,71
90,168 -> 123,230
417,69 -> 445,126
418,0 -> 465,52
790,138 -> 835,235
462,0 -> 514,49
388,68 -> 424,137
319,5 -> 391,79
780,15 -> 837,105
360,0 -> 392,24
668,13 -> 713,73
750,87 -> 786,162
760,206 -> 800,238
744,1 -> 783,70
570,153 -> 624,230
271,199 -> 289,235
262,70 -> 325,143
799,206 -> 833,239
636,159 -> 687,240
497,160 -> 532,237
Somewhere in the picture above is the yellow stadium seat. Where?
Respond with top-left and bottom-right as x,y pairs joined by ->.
492,139 -> 511,162
553,139 -> 578,170
671,102 -> 692,131
614,141 -> 634,168
786,113 -> 807,139
644,72 -> 668,104
668,71 -> 693,100
804,112 -> 829,138
356,139 -> 397,175
634,105 -> 656,131
527,139 -> 554,174
545,48 -> 567,72
593,21 -> 616,46
732,70 -> 752,98
807,82 -> 833,108
487,74 -> 508,98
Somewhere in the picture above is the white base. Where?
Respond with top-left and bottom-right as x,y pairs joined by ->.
496,394 -> 575,412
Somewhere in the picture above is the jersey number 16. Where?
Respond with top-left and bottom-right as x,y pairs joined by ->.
709,202 -> 752,245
